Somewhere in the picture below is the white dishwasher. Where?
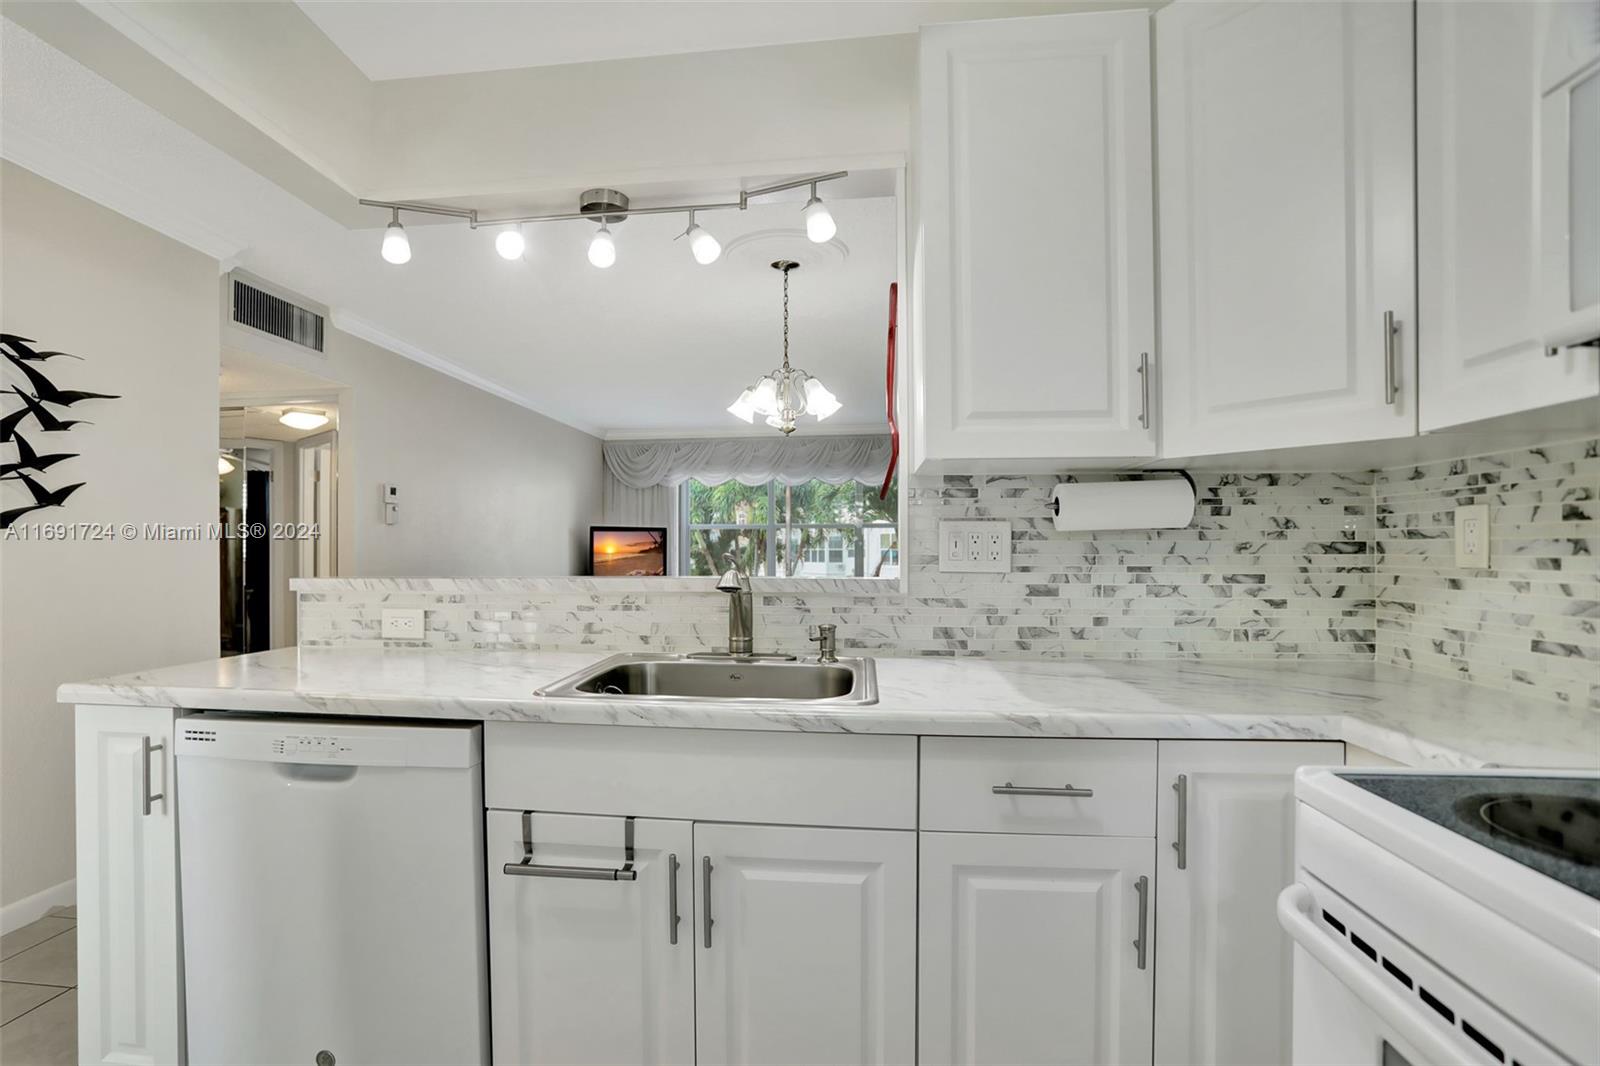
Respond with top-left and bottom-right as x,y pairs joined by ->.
176,714 -> 489,1066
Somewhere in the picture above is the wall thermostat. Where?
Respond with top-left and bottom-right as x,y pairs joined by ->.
381,483 -> 400,525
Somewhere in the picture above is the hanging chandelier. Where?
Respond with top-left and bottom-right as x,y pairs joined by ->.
727,261 -> 841,435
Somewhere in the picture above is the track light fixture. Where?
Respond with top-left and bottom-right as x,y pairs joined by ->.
359,171 -> 845,268
801,181 -> 836,244
680,209 -> 722,266
494,225 -> 526,261
380,207 -> 411,265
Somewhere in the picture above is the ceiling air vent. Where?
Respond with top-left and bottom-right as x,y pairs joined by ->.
230,274 -> 325,353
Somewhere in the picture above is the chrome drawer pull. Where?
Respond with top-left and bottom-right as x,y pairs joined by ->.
1133,874 -> 1150,970
141,736 -> 165,816
702,857 -> 714,949
1172,774 -> 1189,870
667,853 -> 681,945
992,782 -> 1094,798
503,811 -> 638,881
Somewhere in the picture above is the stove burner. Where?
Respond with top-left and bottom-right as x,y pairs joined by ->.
1455,792 -> 1600,867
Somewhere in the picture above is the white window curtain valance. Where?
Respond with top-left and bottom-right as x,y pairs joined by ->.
603,435 -> 893,489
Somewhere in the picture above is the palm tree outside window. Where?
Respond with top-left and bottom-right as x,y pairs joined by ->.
680,478 -> 898,579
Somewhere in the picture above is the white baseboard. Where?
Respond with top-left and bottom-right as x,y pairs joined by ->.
1,878 -> 76,935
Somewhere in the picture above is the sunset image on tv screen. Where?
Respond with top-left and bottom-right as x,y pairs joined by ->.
591,529 -> 666,576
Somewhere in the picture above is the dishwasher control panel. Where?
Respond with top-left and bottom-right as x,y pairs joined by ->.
175,715 -> 482,769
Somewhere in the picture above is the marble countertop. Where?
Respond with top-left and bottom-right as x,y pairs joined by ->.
58,648 -> 1600,770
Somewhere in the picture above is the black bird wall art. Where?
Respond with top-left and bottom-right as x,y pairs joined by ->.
0,471 -> 85,528
0,334 -> 83,362
1,332 -> 120,529
1,433 -> 78,477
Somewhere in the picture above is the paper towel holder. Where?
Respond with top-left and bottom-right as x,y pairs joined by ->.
1047,470 -> 1197,517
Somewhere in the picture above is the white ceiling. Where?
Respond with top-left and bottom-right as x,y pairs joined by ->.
295,1 -> 1093,80
2,21 -> 894,438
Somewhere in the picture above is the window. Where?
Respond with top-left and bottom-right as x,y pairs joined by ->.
681,478 -> 899,579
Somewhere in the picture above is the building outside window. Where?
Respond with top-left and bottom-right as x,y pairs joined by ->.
680,478 -> 898,579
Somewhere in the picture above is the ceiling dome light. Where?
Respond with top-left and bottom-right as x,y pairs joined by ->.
494,226 -> 526,261
381,208 -> 411,265
588,222 -> 616,269
279,408 -> 331,431
218,454 -> 236,476
680,209 -> 721,266
801,182 -> 836,244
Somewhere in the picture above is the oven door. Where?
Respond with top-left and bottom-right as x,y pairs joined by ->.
1279,883 -> 1472,1066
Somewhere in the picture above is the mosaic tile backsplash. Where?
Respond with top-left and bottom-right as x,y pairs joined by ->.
298,469 -> 1380,663
1375,437 -> 1598,711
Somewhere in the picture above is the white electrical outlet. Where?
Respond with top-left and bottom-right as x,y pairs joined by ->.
381,608 -> 426,640
1454,503 -> 1490,569
939,519 -> 1011,573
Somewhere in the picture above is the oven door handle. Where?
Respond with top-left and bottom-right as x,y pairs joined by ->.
1278,883 -> 1464,1066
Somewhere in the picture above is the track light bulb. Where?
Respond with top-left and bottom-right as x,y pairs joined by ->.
495,226 -> 526,260
802,193 -> 836,244
686,223 -> 721,266
381,210 -> 411,264
588,223 -> 616,269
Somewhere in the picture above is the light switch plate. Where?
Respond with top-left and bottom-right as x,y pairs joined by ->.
1454,503 -> 1490,569
938,519 -> 1011,573
381,608 -> 426,640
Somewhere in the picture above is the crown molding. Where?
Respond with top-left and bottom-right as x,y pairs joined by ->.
328,311 -> 602,439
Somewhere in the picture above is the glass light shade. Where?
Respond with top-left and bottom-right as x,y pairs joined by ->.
803,377 -> 842,419
687,224 -> 721,265
217,454 -> 236,476
751,376 -> 779,414
588,225 -> 616,268
381,221 -> 411,264
494,227 -> 526,260
802,196 -> 836,243
279,408 -> 331,431
727,389 -> 757,423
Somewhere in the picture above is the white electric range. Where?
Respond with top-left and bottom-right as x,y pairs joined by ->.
1283,768 -> 1600,1066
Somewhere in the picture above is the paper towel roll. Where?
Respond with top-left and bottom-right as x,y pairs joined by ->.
1049,477 -> 1196,532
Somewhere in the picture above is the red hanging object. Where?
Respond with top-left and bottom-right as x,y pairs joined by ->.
881,282 -> 899,500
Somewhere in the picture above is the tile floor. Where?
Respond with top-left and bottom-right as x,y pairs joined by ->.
1,907 -> 76,1066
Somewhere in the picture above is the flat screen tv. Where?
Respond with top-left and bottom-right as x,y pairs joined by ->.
588,526 -> 668,577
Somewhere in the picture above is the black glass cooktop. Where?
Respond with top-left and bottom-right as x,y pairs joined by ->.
1340,773 -> 1600,900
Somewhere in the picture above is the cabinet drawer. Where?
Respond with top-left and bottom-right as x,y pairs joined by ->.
920,738 -> 1156,836
486,723 -> 917,830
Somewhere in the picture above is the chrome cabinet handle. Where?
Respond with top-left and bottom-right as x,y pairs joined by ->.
141,736 -> 165,816
1383,311 -> 1399,405
502,863 -> 638,881
1133,874 -> 1150,970
1172,774 -> 1188,870
992,782 -> 1094,797
702,857 -> 714,949
667,853 -> 681,945
1136,352 -> 1152,429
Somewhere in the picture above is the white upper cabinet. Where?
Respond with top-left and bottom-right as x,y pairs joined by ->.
1156,0 -> 1417,458
914,10 -> 1158,470
1539,1 -> 1600,351
1418,0 -> 1600,432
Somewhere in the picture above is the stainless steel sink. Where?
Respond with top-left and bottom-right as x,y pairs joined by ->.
539,653 -> 878,705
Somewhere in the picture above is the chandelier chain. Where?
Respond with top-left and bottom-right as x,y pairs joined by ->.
781,267 -> 791,372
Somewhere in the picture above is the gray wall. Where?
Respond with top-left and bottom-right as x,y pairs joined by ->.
1,162 -> 219,914
225,321 -> 605,578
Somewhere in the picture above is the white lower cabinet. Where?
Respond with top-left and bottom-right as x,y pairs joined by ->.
74,704 -> 184,1066
919,832 -> 1156,1066
1153,740 -> 1345,1066
487,811 -> 695,1066
695,823 -> 917,1066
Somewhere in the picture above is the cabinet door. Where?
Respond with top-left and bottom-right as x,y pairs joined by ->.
915,10 -> 1157,468
1156,0 -> 1416,457
919,832 -> 1155,1066
694,823 -> 916,1066
488,811 -> 694,1066
1419,0 -> 1600,430
1153,740 -> 1344,1066
74,704 -> 183,1066
1540,1 -> 1600,351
